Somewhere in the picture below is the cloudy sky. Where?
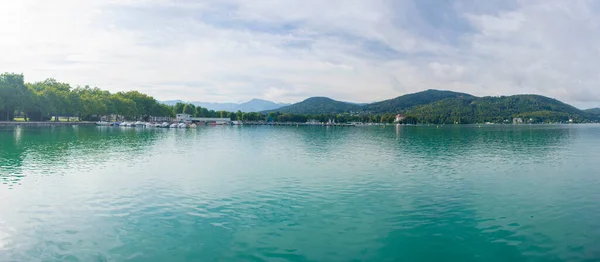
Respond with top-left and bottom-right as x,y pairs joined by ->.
1,0 -> 599,108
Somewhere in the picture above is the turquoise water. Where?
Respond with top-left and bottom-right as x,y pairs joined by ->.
1,125 -> 600,261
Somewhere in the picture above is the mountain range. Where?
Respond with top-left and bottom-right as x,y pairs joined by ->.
267,90 -> 476,114
162,90 -> 599,123
161,99 -> 290,112
262,89 -> 599,123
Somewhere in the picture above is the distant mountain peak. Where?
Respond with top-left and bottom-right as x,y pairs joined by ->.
264,96 -> 361,114
160,98 -> 289,112
248,98 -> 267,102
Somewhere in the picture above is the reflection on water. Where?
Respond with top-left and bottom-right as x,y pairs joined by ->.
0,126 -> 163,186
1,125 -> 600,261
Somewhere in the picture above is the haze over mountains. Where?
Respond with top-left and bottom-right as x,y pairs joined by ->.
161,99 -> 290,112
163,89 -> 600,123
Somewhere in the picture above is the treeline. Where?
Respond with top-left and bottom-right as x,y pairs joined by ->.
5,72 -> 590,125
1,72 -> 400,123
404,96 -> 590,124
173,102 -> 403,123
0,73 -> 173,121
264,112 -> 400,123
0,73 -> 253,122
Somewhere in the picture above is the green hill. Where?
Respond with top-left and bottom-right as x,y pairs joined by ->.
405,95 -> 588,124
363,89 -> 474,113
261,89 -> 595,124
584,108 -> 600,115
265,97 -> 361,114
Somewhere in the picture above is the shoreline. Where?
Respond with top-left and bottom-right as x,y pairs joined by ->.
0,121 -> 96,127
1,121 -> 595,128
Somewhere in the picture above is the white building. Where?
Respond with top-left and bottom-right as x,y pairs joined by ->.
513,118 -> 523,124
395,114 -> 406,123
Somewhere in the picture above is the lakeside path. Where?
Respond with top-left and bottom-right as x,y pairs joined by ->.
0,121 -> 96,127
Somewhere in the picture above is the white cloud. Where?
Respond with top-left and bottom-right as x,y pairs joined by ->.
1,0 -> 599,108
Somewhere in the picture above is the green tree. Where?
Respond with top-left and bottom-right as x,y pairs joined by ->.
0,73 -> 28,121
183,104 -> 195,115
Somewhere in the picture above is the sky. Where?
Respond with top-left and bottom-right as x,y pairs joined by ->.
1,0 -> 599,108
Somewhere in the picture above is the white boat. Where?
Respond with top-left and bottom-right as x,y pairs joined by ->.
154,123 -> 161,128
96,121 -> 111,126
178,123 -> 187,128
161,122 -> 169,128
146,123 -> 154,128
135,121 -> 145,127
169,123 -> 178,128
121,122 -> 130,127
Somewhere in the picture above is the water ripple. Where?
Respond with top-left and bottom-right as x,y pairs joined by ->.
1,125 -> 600,261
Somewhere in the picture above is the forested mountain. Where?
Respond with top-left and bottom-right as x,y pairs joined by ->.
363,89 -> 474,113
404,95 -> 589,124
584,108 -> 600,115
263,90 -> 595,124
267,90 -> 474,115
265,97 -> 362,114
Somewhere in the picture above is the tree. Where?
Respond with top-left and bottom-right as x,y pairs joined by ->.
111,94 -> 138,120
183,104 -> 195,115
174,103 -> 186,114
119,91 -> 159,120
0,73 -> 28,121
236,110 -> 243,121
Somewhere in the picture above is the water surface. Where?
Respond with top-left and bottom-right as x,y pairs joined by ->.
1,125 -> 600,261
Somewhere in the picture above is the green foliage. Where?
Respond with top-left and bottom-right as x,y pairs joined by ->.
3,72 -> 594,124
584,108 -> 600,115
261,91 -> 595,124
183,104 -> 195,115
0,73 -> 30,121
363,89 -> 474,114
0,72 -> 173,122
405,95 -> 587,124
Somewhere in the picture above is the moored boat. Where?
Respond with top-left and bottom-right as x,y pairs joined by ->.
96,121 -> 112,126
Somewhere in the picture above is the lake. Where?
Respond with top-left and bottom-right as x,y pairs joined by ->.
1,125 -> 600,261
